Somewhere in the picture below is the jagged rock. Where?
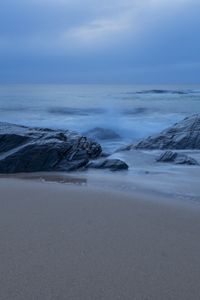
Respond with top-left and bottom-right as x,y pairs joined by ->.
123,114 -> 200,150
100,152 -> 111,158
87,159 -> 129,171
156,151 -> 177,162
174,154 -> 199,165
0,134 -> 30,153
156,151 -> 199,165
84,127 -> 120,140
0,122 -> 102,173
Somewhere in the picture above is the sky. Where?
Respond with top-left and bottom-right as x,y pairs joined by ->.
0,0 -> 200,84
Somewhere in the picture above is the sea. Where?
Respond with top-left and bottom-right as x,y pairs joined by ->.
0,84 -> 200,152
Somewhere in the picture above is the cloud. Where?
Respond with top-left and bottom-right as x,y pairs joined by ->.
57,0 -> 199,51
62,17 -> 131,49
0,0 -> 200,82
0,0 -> 196,51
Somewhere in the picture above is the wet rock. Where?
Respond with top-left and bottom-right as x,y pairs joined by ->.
156,151 -> 199,165
100,151 -> 111,158
84,127 -> 120,140
122,114 -> 200,151
156,151 -> 177,163
87,159 -> 129,171
0,122 -> 102,173
0,134 -> 30,154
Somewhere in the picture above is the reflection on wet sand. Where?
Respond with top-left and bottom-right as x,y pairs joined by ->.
0,173 -> 87,186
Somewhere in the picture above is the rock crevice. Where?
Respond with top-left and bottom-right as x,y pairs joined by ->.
0,123 -> 102,173
122,114 -> 200,150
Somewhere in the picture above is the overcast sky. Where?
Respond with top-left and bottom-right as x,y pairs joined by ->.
0,0 -> 200,83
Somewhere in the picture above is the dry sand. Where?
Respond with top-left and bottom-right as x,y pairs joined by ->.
0,178 -> 200,300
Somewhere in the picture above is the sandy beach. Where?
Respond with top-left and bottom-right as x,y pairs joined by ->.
1,0 -> 200,297
1,178 -> 200,300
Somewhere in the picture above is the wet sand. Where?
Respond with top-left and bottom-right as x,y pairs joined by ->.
0,178 -> 200,300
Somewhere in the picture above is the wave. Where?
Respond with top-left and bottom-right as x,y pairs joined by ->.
84,127 -> 121,141
124,89 -> 191,95
138,89 -> 189,95
123,107 -> 149,115
48,107 -> 105,116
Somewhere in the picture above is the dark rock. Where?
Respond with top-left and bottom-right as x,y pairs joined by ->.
0,134 -> 30,153
156,151 -> 199,165
174,154 -> 199,165
136,89 -> 187,95
156,151 -> 177,163
0,122 -> 102,173
99,151 -> 111,158
87,159 -> 129,171
84,127 -> 120,140
122,114 -> 200,150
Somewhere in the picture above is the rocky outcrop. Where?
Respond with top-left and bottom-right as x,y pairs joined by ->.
84,127 -> 120,140
0,122 -> 102,173
156,151 -> 199,165
87,159 -> 129,171
124,114 -> 200,150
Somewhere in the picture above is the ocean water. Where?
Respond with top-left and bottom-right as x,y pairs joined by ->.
0,84 -> 200,152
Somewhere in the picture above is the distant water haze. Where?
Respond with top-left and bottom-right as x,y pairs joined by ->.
0,84 -> 200,151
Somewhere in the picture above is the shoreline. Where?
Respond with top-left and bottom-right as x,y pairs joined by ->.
1,165 -> 200,207
1,177 -> 200,299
